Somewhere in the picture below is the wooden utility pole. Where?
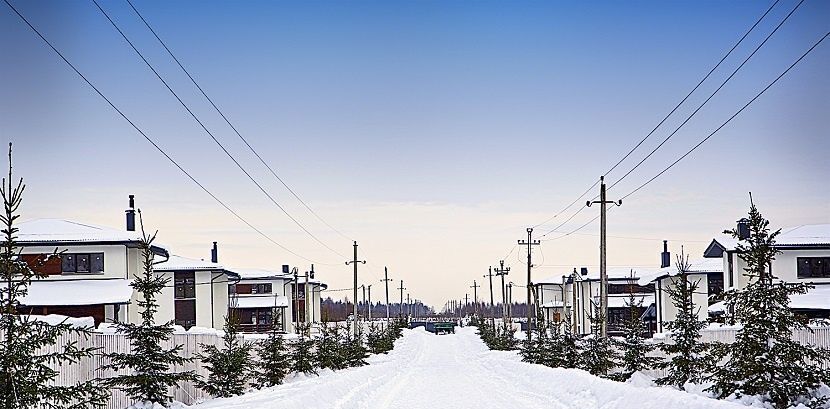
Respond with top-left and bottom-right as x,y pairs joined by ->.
406,293 -> 411,319
494,260 -> 510,324
518,228 -> 540,341
367,284 -> 372,321
587,176 -> 622,338
381,267 -> 392,323
470,280 -> 480,317
345,241 -> 366,336
484,266 -> 495,331
398,280 -> 406,318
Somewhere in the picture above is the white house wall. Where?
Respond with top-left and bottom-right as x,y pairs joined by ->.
656,273 -> 709,333
20,244 -> 138,281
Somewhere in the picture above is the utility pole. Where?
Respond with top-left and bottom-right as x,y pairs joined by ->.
494,260 -> 510,324
507,282 -> 514,322
587,175 -> 622,338
518,228 -> 540,341
484,266 -> 495,331
345,241 -> 366,336
398,280 -> 406,318
406,293 -> 411,319
470,280 -> 480,317
367,284 -> 372,321
381,267 -> 392,323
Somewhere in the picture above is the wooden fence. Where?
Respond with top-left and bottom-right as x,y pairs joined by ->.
38,331 -> 225,409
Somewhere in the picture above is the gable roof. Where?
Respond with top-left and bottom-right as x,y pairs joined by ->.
155,255 -> 227,272
651,257 -> 723,282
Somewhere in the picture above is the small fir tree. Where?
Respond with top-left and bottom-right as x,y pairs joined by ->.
656,253 -> 712,388
196,314 -> 253,397
0,143 -> 107,409
555,313 -> 581,369
520,314 -> 550,365
611,277 -> 660,382
315,323 -> 346,371
578,304 -> 619,377
707,200 -> 830,408
101,214 -> 195,406
253,318 -> 290,388
341,322 -> 369,367
366,322 -> 385,354
289,323 -> 318,375
495,323 -> 519,351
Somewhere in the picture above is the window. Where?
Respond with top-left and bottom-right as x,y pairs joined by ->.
175,299 -> 196,329
174,271 -> 196,299
251,283 -> 272,294
608,283 -> 654,295
228,284 -> 236,295
708,272 -> 724,297
61,253 -> 104,274
798,257 -> 830,278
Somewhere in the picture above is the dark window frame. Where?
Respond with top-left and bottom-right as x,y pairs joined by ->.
174,271 -> 196,299
61,253 -> 105,274
797,257 -> 830,279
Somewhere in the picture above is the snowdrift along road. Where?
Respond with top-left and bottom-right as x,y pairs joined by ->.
187,326 -> 743,409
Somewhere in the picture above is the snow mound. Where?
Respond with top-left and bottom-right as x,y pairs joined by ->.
24,314 -> 94,328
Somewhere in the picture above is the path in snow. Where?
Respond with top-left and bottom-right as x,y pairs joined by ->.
188,327 -> 744,409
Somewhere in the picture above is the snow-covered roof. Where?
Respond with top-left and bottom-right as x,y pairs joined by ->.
574,267 -> 660,286
13,279 -> 134,306
709,284 -> 830,313
230,295 -> 289,309
18,219 -> 142,243
540,300 -> 564,308
536,276 -> 566,285
649,258 -> 723,283
156,255 -> 224,271
713,224 -> 830,251
233,268 -> 291,280
17,219 -> 168,256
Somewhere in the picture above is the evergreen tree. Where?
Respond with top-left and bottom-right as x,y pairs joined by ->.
578,304 -> 619,377
611,278 -> 660,382
289,323 -> 317,375
101,214 -> 195,406
707,201 -> 830,408
196,314 -> 253,397
366,322 -> 385,354
315,323 -> 346,371
494,323 -> 519,351
556,313 -> 581,369
342,322 -> 369,367
253,319 -> 290,388
656,253 -> 712,389
0,144 -> 107,409
520,314 -> 549,365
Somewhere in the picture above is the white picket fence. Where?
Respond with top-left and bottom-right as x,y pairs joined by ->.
39,332 -> 225,409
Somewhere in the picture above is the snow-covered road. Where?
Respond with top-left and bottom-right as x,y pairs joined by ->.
188,327 -> 743,409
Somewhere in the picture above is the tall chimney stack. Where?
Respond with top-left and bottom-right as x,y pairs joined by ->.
125,194 -> 135,232
737,218 -> 750,240
211,242 -> 218,263
660,240 -> 671,268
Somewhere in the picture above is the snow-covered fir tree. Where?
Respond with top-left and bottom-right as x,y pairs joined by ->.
342,322 -> 369,367
101,214 -> 195,406
555,313 -> 581,369
315,323 -> 346,371
289,322 -> 318,375
253,318 -> 291,388
520,314 -> 550,365
656,253 -> 712,389
707,200 -> 830,408
0,144 -> 107,409
196,314 -> 253,397
611,277 -> 660,382
366,322 -> 386,354
578,304 -> 619,377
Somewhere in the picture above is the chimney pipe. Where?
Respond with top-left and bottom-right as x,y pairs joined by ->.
580,267 -> 588,276
737,218 -> 750,240
210,242 -> 218,263
660,240 -> 671,268
125,194 -> 136,232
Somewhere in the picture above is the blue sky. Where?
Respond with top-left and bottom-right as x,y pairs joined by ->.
1,0 -> 828,306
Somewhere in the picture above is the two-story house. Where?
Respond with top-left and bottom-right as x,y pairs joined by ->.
228,267 -> 293,333
707,222 -> 830,319
154,243 -> 238,330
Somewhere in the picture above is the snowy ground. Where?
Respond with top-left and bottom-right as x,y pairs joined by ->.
186,327 -> 743,409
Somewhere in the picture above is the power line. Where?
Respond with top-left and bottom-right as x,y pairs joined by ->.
621,30 -> 829,201
2,0 -> 333,266
608,0 -> 806,190
123,0 -> 354,243
531,0 -> 783,231
602,0 -> 783,178
91,0 -> 347,259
